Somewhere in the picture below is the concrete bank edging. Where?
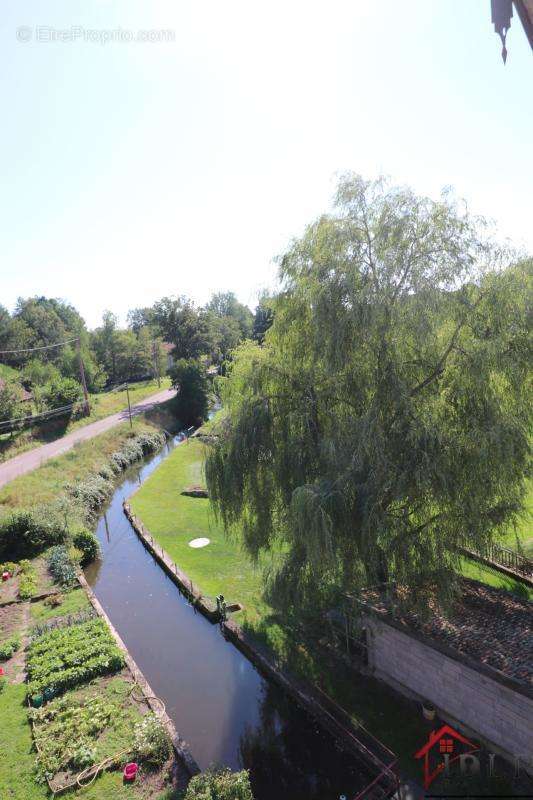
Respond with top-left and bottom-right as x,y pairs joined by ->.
77,572 -> 200,777
122,504 -> 399,788
123,502 -> 219,622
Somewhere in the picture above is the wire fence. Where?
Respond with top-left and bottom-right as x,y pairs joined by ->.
0,401 -> 87,434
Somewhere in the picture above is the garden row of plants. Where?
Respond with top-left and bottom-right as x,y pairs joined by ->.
26,617 -> 125,701
22,597 -> 174,791
30,681 -> 172,785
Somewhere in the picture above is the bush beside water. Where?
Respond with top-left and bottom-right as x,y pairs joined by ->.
183,767 -> 254,800
0,429 -> 166,563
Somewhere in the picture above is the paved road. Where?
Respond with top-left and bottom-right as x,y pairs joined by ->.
0,387 -> 176,490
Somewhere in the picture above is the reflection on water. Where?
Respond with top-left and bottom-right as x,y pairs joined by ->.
85,435 -> 369,799
241,681 -> 370,800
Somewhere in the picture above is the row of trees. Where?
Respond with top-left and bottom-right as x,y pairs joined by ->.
0,292 -> 274,424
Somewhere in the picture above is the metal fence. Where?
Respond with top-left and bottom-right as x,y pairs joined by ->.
475,541 -> 533,577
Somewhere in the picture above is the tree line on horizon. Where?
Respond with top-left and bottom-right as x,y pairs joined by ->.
0,292 -> 274,424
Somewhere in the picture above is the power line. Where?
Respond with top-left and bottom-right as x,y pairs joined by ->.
0,337 -> 78,356
0,401 -> 83,431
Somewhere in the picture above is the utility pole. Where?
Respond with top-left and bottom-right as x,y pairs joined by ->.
126,383 -> 133,428
76,337 -> 90,416
152,340 -> 161,388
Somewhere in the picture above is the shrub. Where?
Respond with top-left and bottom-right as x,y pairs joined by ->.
44,593 -> 64,608
183,768 -> 254,800
133,713 -> 172,766
40,377 -> 82,412
66,474 -> 113,516
0,636 -> 20,661
72,529 -> 100,565
0,508 -> 66,560
47,546 -> 77,588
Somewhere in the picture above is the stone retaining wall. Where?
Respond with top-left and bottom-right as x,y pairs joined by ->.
364,611 -> 533,766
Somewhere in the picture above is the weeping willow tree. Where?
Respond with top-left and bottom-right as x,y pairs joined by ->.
206,175 -> 532,615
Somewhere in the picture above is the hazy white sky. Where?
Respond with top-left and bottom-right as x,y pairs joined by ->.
1,0 -> 532,328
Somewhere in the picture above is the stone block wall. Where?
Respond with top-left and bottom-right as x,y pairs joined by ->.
364,612 -> 533,763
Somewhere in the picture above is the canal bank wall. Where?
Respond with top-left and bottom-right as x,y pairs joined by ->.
78,571 -> 200,778
123,501 -> 400,794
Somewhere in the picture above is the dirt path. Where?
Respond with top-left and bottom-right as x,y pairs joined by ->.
0,388 -> 176,490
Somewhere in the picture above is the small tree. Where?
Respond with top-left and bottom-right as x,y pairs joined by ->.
0,381 -> 23,425
40,377 -> 82,413
169,359 -> 209,426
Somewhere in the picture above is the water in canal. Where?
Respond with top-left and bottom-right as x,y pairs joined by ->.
85,434 -> 371,800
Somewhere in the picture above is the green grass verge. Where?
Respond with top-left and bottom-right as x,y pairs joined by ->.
130,439 -> 270,625
0,683 -> 49,800
0,377 -> 171,464
30,586 -> 91,622
460,557 -> 532,600
0,417 -> 159,513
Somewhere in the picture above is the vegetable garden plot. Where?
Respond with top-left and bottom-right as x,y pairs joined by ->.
29,677 -> 149,791
26,617 -> 124,702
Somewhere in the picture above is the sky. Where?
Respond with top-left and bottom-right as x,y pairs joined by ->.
1,0 -> 532,329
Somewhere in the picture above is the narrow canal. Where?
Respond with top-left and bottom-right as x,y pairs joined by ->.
85,434 -> 371,800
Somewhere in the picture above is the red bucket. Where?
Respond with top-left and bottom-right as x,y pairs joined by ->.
123,762 -> 138,782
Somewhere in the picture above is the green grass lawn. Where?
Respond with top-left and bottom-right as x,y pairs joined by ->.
0,377 -> 171,464
30,586 -> 91,622
460,557 -> 532,600
497,479 -> 533,556
130,439 -> 270,625
0,683 -> 49,800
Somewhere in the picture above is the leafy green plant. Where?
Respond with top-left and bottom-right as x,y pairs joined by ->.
72,529 -> 100,565
30,693 -> 115,781
29,607 -> 96,642
39,376 -> 82,413
18,560 -> 38,599
133,713 -> 171,766
0,675 -> 7,694
0,636 -> 20,661
183,767 -> 254,800
27,618 -> 124,698
67,474 -> 113,516
47,546 -> 77,587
